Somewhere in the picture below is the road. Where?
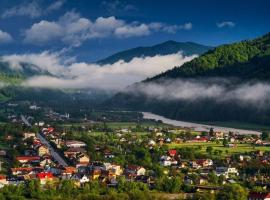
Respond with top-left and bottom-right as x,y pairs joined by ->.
21,115 -> 31,126
37,133 -> 68,167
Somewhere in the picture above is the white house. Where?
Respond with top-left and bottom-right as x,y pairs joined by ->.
216,167 -> 239,178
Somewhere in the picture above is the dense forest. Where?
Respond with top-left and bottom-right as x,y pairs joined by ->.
150,32 -> 270,81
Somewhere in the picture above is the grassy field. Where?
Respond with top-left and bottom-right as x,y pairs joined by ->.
167,142 -> 270,156
61,121 -> 170,129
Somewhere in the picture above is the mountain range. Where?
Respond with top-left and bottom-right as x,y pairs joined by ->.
97,40 -> 212,64
108,32 -> 270,125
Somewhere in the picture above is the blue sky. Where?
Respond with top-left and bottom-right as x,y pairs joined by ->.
0,0 -> 269,62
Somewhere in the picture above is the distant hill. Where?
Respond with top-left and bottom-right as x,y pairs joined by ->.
108,32 -> 270,126
97,40 -> 213,64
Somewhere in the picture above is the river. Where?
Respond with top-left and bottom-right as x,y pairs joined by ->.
142,112 -> 261,135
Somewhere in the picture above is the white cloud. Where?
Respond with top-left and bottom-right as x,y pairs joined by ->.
0,30 -> 13,43
1,51 -> 196,90
24,21 -> 62,44
128,79 -> 270,107
217,21 -> 235,28
114,24 -> 150,38
2,0 -> 65,18
23,11 -> 192,46
47,0 -> 65,12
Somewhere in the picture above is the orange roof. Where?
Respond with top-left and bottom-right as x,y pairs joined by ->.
63,166 -> 76,174
16,156 -> 40,161
0,175 -> 6,180
11,167 -> 43,172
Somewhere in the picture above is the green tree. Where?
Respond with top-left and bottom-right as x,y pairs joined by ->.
206,146 -> 213,155
216,184 -> 248,200
261,132 -> 270,140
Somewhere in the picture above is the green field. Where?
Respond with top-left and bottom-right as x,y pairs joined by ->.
61,121 -> 170,129
167,142 -> 270,156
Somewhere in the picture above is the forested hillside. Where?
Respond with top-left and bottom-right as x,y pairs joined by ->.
108,32 -> 270,125
150,32 -> 270,81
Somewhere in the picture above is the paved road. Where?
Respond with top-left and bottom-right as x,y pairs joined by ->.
21,115 -> 31,126
37,133 -> 68,167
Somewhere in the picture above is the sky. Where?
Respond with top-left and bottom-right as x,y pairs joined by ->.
0,0 -> 269,62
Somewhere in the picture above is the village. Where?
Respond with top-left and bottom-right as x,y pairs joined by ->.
1,112 -> 270,200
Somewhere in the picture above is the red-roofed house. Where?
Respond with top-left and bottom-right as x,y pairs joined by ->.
16,156 -> 40,163
0,175 -> 7,188
47,127 -> 54,133
248,192 -> 270,200
168,150 -> 177,157
37,172 -> 54,184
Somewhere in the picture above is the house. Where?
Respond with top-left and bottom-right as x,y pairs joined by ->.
198,177 -> 208,185
16,156 -> 40,164
40,156 -> 53,167
0,175 -> 8,188
125,165 -> 146,177
196,159 -> 213,167
189,136 -> 208,143
64,147 -> 86,157
11,167 -> 43,176
71,173 -> 90,185
37,172 -> 54,185
6,176 -> 25,185
66,140 -> 87,148
76,153 -> 90,167
160,156 -> 178,167
101,163 -> 122,176
168,149 -> 177,157
215,167 -> 239,178
214,132 -> 224,139
248,192 -> 270,200
62,166 -> 77,175
37,145 -> 49,156
148,140 -> 156,146
135,175 -> 153,184
120,138 -> 127,143
23,132 -> 36,140
184,176 -> 193,185
90,169 -> 101,180
110,164 -> 123,176
157,138 -> 164,145
104,150 -> 115,158
165,138 -> 172,143
190,161 -> 200,169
